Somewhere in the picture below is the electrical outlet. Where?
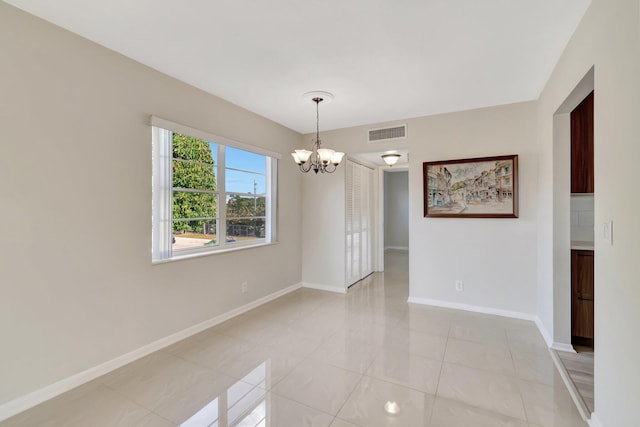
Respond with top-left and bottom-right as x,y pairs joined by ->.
241,282 -> 248,293
455,280 -> 464,292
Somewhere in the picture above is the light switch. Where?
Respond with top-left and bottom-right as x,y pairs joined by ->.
602,220 -> 613,245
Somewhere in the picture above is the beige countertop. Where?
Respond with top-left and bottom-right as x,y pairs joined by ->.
572,240 -> 594,251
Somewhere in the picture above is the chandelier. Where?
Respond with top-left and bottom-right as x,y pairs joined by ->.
291,92 -> 344,174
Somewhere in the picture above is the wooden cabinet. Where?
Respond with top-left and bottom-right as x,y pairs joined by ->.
571,91 -> 594,193
571,249 -> 594,347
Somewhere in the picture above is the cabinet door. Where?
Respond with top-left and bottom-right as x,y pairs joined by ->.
572,298 -> 594,341
574,250 -> 594,300
570,91 -> 594,193
571,250 -> 594,344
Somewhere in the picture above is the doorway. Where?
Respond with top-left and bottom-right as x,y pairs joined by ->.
569,90 -> 595,351
383,169 -> 409,268
551,66 -> 594,349
552,67 -> 595,416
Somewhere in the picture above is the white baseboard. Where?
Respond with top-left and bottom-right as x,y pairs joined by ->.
407,297 -> 559,353
384,246 -> 408,251
534,317 -> 554,348
0,282 -> 302,422
551,342 -> 577,353
407,296 -> 597,424
549,349 -> 592,422
588,413 -> 604,427
407,297 -> 537,322
406,298 -> 562,354
302,282 -> 347,294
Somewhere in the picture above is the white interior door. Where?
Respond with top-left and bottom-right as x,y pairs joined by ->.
346,160 -> 374,286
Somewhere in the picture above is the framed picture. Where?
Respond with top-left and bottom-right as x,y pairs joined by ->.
423,154 -> 518,218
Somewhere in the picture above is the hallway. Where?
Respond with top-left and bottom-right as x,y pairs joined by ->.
1,250 -> 586,426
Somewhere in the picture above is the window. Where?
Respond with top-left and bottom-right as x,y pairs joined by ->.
152,117 -> 278,261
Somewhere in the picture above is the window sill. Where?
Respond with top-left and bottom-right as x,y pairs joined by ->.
152,241 -> 278,264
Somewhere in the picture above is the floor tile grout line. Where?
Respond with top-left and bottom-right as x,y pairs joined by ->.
2,251 -> 586,427
517,384 -> 541,425
505,327 -> 533,423
428,331 -> 451,426
439,328 -> 530,423
331,372 -> 366,424
550,348 -> 593,420
268,363 -> 363,420
100,382 -> 171,422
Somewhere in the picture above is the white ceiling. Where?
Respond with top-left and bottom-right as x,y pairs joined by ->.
5,0 -> 590,134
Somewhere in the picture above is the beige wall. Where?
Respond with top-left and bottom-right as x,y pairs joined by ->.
407,103 -> 539,315
0,2 -> 302,408
537,0 -> 640,425
3,0 -> 640,424
307,101 -> 539,316
300,166 -> 347,291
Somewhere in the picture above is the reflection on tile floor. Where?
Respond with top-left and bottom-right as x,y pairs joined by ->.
0,250 -> 587,426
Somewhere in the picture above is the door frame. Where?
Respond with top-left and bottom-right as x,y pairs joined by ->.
551,67 -> 594,351
377,165 -> 409,272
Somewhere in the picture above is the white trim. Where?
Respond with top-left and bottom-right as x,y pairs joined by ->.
152,242 -> 278,264
345,155 -> 377,170
407,297 -> 537,321
151,126 -> 173,261
383,164 -> 409,172
406,297 -> 599,424
551,342 -> 577,353
385,246 -> 408,251
407,297 -> 600,423
151,118 -> 278,262
588,413 -> 604,427
549,349 -> 592,422
0,282 -> 302,422
407,297 -> 557,349
150,116 -> 282,159
405,297 -> 560,351
266,157 -> 277,242
534,316 -> 554,348
377,168 -> 384,272
302,282 -> 347,294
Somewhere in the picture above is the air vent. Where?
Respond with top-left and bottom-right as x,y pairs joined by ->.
368,124 -> 407,143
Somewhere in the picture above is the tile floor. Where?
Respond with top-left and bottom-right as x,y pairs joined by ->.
558,349 -> 594,412
1,250 -> 587,426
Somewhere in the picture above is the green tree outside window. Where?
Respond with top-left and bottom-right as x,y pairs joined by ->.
172,134 -> 216,234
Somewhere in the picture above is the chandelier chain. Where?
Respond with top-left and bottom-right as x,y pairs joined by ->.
316,98 -> 320,145
291,92 -> 344,174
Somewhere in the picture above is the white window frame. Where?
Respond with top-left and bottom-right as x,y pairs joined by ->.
151,116 -> 279,262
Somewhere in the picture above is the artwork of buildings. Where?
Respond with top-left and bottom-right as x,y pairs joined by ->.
426,160 -> 513,209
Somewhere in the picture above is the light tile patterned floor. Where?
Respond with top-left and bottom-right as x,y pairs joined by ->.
1,250 -> 587,426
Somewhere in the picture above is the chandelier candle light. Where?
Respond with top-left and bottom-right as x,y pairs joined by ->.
292,91 -> 345,174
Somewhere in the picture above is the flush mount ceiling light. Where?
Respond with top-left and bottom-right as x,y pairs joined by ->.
291,91 -> 344,174
381,152 -> 402,166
